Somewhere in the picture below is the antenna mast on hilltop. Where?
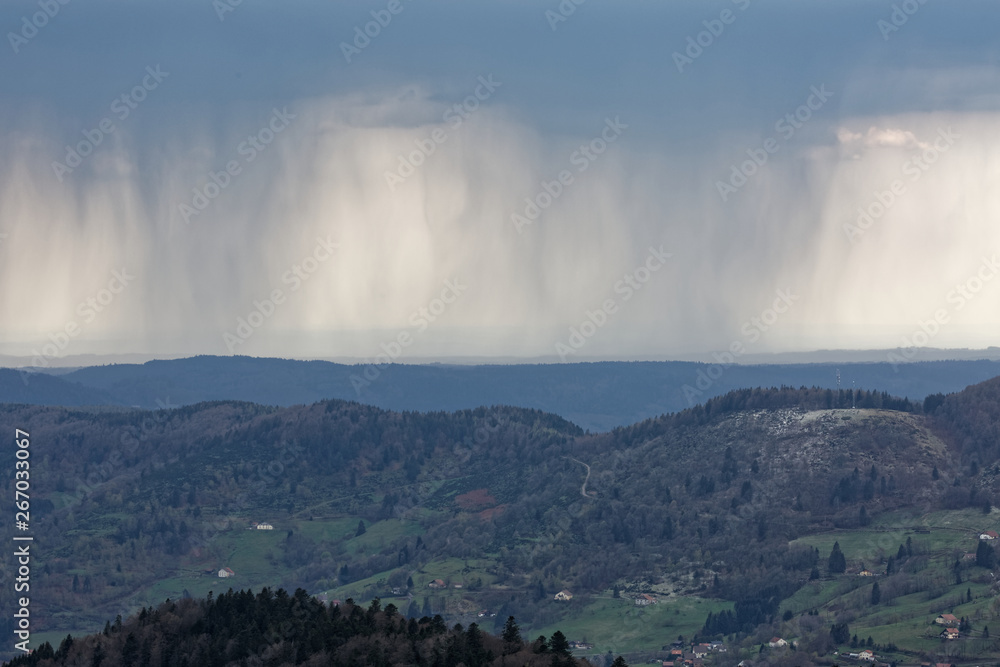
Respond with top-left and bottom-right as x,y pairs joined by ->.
852,379 -> 856,410
836,369 -> 841,407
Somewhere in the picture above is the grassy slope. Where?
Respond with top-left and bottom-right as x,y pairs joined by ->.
786,508 -> 1000,661
533,595 -> 732,657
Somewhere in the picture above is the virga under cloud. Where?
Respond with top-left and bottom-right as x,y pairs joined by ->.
1,0 -> 998,362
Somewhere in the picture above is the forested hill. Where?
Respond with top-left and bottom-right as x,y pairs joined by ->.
3,590 -> 610,667
7,355 -> 1000,431
2,380 -> 999,646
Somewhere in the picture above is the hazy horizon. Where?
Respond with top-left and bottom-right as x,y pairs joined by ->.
6,347 -> 1000,372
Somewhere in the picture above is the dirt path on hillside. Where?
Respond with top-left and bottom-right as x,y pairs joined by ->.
566,457 -> 597,498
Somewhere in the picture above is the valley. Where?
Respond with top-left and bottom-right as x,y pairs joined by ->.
3,377 -> 1000,664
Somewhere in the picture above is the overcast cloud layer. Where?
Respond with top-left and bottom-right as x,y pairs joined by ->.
2,0 -> 999,363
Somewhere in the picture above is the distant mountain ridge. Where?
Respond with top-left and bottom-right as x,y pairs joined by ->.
5,356 -> 1000,431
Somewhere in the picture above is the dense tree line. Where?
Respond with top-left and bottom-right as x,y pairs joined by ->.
930,377 -> 1000,463
2,590 -> 615,667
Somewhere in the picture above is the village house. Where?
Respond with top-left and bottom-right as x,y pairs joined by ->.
256,522 -> 274,530
428,579 -> 445,589
858,649 -> 875,661
934,614 -> 959,627
942,627 -> 959,640
768,637 -> 787,648
218,567 -> 235,578
554,589 -> 574,601
858,569 -> 875,577
979,530 -> 999,540
635,593 -> 658,606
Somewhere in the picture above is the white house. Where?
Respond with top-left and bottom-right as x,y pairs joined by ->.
218,567 -> 235,578
979,530 -> 998,540
554,590 -> 573,601
256,523 -> 274,530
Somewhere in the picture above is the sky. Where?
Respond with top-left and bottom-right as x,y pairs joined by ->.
1,0 -> 999,364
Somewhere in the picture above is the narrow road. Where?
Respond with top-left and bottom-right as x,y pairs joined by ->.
566,457 -> 597,498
